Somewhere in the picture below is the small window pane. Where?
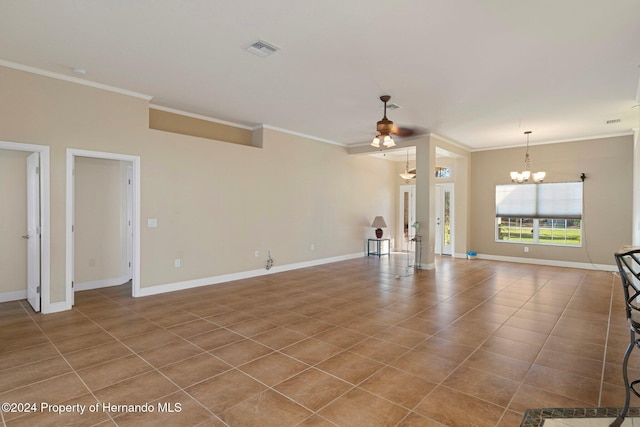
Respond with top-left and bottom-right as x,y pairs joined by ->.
496,185 -> 537,217
497,217 -> 534,242
538,219 -> 581,245
435,167 -> 451,178
537,182 -> 582,219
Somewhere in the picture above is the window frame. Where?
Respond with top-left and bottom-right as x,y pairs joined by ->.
495,182 -> 583,248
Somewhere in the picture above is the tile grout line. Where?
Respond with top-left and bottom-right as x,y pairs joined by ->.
17,302 -> 119,426
64,290 -> 233,425
500,272 -> 590,422
600,271 -> 621,407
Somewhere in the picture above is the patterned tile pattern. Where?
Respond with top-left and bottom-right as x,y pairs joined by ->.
1,255 -> 639,426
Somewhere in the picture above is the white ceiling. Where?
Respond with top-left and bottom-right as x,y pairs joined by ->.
1,0 -> 639,153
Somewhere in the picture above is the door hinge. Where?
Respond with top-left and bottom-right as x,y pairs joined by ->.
72,225 -> 74,232
129,261 -> 131,268
36,285 -> 41,293
72,281 -> 74,288
36,166 -> 40,174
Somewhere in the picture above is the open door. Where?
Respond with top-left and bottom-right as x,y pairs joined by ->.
26,152 -> 41,312
435,183 -> 453,256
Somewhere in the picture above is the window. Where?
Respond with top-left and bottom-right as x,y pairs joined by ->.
495,182 -> 582,246
435,167 -> 451,178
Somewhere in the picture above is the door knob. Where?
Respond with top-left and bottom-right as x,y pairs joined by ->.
22,234 -> 29,239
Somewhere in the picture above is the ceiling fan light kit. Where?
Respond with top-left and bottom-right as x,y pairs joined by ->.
371,95 -> 397,148
510,131 -> 545,183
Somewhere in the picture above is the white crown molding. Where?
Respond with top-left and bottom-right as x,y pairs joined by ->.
474,131 -> 635,152
429,132 -> 473,151
0,59 -> 153,101
257,124 -> 346,147
149,104 -> 254,130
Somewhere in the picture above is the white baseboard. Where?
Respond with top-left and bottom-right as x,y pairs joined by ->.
476,253 -> 617,271
0,290 -> 27,303
138,253 -> 363,297
75,275 -> 131,292
418,263 -> 435,270
0,290 -> 71,314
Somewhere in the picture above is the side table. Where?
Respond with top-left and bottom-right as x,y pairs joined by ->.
367,238 -> 390,257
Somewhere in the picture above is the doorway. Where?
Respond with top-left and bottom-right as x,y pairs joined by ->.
398,185 -> 416,252
66,149 -> 140,306
0,141 -> 51,312
435,183 -> 454,256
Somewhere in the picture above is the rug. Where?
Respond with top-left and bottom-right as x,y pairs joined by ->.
520,407 -> 640,426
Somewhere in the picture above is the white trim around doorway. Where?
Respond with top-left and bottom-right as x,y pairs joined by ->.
66,149 -> 141,308
0,141 -> 53,312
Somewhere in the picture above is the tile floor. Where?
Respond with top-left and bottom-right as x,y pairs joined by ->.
1,255 -> 639,426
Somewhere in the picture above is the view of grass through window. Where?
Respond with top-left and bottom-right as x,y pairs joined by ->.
497,217 -> 581,246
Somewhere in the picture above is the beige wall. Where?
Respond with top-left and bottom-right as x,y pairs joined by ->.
470,136 -> 633,265
0,66 -> 397,306
0,149 -> 29,294
74,157 -> 129,285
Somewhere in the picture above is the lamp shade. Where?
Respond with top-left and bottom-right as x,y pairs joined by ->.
371,216 -> 387,228
371,216 -> 387,238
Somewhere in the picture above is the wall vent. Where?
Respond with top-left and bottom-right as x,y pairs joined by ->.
606,118 -> 621,124
245,40 -> 280,57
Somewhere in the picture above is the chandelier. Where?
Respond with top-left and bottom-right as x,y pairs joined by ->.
510,131 -> 545,183
399,149 -> 415,182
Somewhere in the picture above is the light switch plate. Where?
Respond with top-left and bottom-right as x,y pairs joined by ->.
148,218 -> 158,228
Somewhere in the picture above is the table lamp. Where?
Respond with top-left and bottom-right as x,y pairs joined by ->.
371,216 -> 387,238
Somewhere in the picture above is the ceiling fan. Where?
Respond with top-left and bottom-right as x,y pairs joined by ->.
370,95 -> 418,148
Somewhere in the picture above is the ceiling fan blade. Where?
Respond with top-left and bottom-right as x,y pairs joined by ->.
391,126 -> 416,137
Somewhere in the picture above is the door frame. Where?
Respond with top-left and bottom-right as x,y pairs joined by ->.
398,184 -> 416,251
435,183 -> 454,256
66,149 -> 141,306
0,141 -> 52,312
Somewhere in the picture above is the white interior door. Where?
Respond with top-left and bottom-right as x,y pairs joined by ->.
26,152 -> 41,312
126,165 -> 133,281
435,183 -> 454,256
398,185 -> 416,251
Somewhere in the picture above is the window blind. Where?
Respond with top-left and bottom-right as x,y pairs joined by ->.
496,182 -> 582,219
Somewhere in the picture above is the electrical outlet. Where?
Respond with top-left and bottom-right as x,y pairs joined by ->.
310,243 -> 315,251
255,251 -> 259,257
524,247 -> 529,253
175,258 -> 181,267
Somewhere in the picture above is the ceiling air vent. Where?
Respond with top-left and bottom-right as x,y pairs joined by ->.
245,40 -> 280,57
387,103 -> 401,110
606,118 -> 621,125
